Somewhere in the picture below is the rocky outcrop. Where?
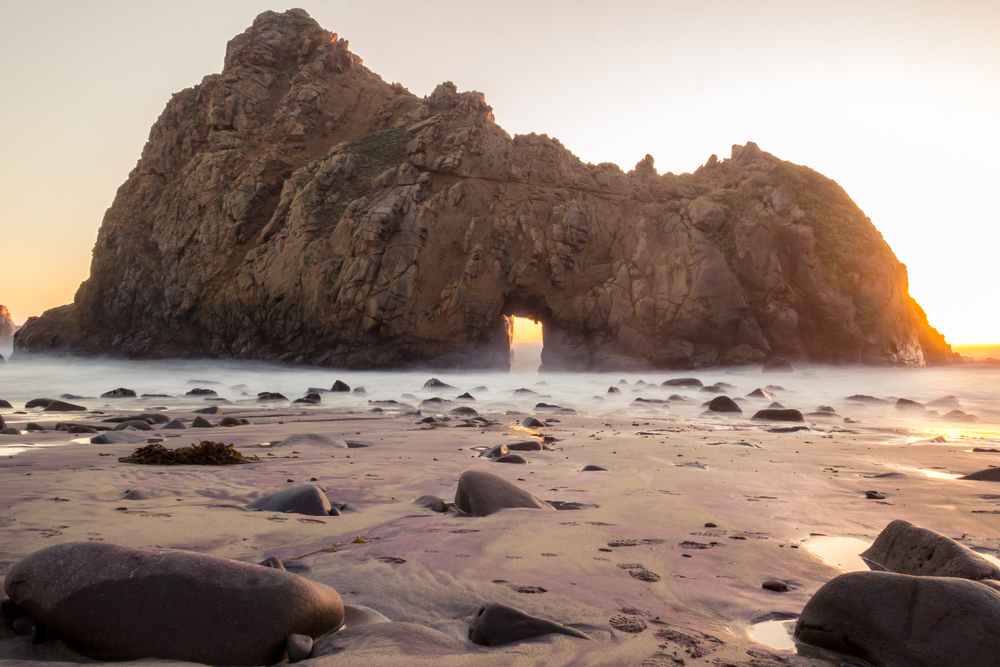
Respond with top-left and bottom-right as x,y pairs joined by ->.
13,9 -> 956,369
0,306 -> 15,347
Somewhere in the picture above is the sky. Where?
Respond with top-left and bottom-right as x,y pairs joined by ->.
0,0 -> 997,344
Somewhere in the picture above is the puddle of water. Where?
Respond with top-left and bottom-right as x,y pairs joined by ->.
0,442 -> 64,456
910,468 -> 963,480
802,535 -> 872,572
748,618 -> 796,651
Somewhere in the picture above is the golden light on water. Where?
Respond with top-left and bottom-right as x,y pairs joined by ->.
511,316 -> 542,345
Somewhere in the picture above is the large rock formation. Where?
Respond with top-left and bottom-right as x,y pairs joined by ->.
0,306 -> 15,348
14,9 -> 955,369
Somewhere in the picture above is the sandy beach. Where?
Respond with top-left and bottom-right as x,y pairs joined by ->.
2,362 -> 999,666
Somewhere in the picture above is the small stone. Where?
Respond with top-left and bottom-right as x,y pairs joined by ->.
762,579 -> 789,592
522,417 -> 546,428
260,556 -> 285,570
865,491 -> 886,499
286,634 -> 313,663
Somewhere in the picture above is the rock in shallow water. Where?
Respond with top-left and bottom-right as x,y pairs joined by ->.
454,470 -> 553,516
794,571 -> 1000,667
2,541 -> 344,665
707,396 -> 741,413
469,603 -> 590,646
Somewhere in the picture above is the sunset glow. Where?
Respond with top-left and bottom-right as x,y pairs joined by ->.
511,316 -> 543,345
0,1 -> 996,347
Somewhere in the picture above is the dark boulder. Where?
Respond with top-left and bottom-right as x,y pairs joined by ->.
256,392 -> 288,402
424,378 -> 455,390
185,388 -> 217,397
100,388 -> 136,399
2,541 -> 343,665
961,468 -> 1000,481
331,380 -> 350,392
895,397 -> 926,411
469,603 -> 590,646
794,571 -> 1000,667
762,357 -> 794,373
494,454 -> 528,464
751,408 -> 804,422
246,485 -> 335,516
412,495 -> 449,512
454,470 -> 553,516
42,400 -> 87,412
707,396 -> 742,413
293,393 -> 322,405
860,519 -> 1000,580
661,378 -> 703,388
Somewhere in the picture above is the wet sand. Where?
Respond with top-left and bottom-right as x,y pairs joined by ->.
2,370 -> 999,666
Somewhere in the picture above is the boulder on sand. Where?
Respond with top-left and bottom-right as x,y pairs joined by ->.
707,396 -> 742,413
469,603 -> 590,646
751,408 -> 804,422
454,470 -> 553,516
794,571 -> 1000,667
246,484 -> 336,516
2,541 -> 344,665
860,519 -> 1000,581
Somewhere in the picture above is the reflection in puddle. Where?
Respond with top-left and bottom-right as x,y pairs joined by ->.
910,468 -> 963,480
802,535 -> 872,572
0,442 -> 64,456
748,618 -> 796,651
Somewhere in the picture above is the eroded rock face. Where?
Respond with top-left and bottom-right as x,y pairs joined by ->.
13,9 -> 956,370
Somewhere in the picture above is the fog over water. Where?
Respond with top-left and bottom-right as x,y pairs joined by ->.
1,352 -> 997,445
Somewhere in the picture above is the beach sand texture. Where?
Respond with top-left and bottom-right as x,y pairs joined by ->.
2,362 -> 999,666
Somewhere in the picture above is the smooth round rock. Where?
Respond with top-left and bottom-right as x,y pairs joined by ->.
2,541 -> 344,665
162,419 -> 187,429
494,454 -> 528,464
751,408 -> 804,422
412,495 -> 448,512
960,468 -> 1000,481
41,400 -> 87,412
860,519 -> 1000,580
469,603 -> 590,646
191,416 -> 215,428
522,417 -> 546,428
218,416 -> 243,427
121,489 -> 154,501
761,579 -> 788,592
101,388 -> 136,399
331,380 -> 350,392
581,465 -> 607,472
454,470 -> 553,517
246,485 -> 333,516
795,571 -> 1000,667
662,377 -> 703,387
113,420 -> 152,431
707,396 -> 742,413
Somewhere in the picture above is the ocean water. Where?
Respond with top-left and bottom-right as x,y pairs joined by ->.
0,350 -> 997,443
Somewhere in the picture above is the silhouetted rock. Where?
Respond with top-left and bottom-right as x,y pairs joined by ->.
331,380 -> 350,392
100,388 -> 136,399
42,400 -> 87,412
895,397 -> 925,411
708,396 -> 741,413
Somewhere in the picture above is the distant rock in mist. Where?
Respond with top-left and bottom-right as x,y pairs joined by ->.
13,9 -> 956,370
0,305 -> 15,348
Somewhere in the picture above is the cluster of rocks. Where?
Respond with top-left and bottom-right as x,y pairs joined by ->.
794,520 -> 1000,665
13,9 -> 955,370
